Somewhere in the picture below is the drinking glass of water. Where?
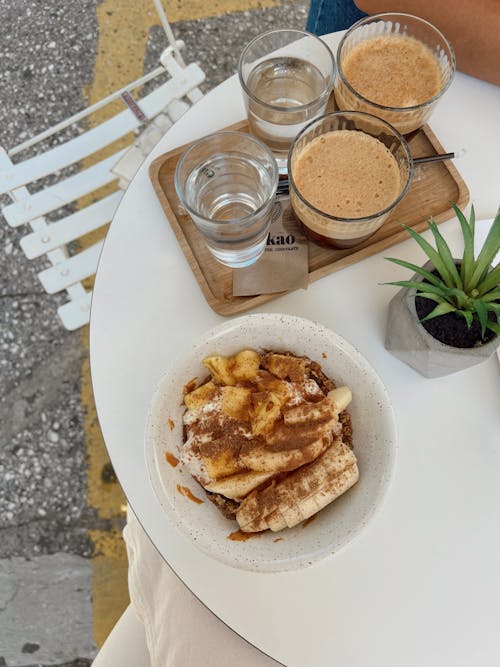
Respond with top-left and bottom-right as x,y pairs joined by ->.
238,29 -> 336,172
174,131 -> 278,269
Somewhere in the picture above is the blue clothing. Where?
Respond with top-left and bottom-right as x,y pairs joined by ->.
306,0 -> 366,35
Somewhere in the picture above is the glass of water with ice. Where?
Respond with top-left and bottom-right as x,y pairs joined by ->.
238,29 -> 336,171
174,131 -> 278,269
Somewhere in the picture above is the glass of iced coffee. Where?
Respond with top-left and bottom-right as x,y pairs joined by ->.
334,13 -> 455,135
238,29 -> 335,172
288,111 -> 413,248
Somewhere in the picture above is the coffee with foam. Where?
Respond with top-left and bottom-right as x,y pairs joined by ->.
293,130 -> 401,220
342,34 -> 442,108
335,32 -> 445,134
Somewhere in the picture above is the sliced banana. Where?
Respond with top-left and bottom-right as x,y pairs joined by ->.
327,386 -> 352,413
221,386 -> 252,420
266,353 -> 309,382
293,465 -> 358,526
203,350 -> 260,386
283,397 -> 336,426
236,440 -> 359,532
231,350 -> 261,382
266,509 -> 287,533
203,448 -> 243,479
250,391 -> 282,436
255,372 -> 292,404
184,381 -> 218,410
204,470 -> 274,501
239,435 -> 329,474
202,356 -> 235,386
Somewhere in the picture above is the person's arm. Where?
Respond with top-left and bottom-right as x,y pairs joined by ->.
354,0 -> 500,85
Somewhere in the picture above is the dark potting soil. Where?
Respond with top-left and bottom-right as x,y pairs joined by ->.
415,295 -> 497,348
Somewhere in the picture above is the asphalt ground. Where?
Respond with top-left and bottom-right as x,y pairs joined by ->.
0,1 -> 308,665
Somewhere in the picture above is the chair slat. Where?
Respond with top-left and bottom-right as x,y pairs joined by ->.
20,191 -> 122,259
58,291 -> 92,330
3,150 -> 127,227
0,63 -> 204,192
0,117 -> 138,195
38,240 -> 104,294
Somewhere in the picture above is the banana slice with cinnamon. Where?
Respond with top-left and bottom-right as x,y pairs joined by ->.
283,396 -> 337,426
236,439 -> 359,532
239,433 -> 331,474
281,387 -> 350,429
204,470 -> 274,501
327,386 -> 352,413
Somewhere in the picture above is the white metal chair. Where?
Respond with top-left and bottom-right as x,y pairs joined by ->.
0,0 -> 205,330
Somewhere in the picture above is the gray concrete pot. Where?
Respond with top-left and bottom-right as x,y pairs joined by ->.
385,261 -> 500,378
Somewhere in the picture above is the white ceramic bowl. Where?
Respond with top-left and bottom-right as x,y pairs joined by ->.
145,313 -> 396,572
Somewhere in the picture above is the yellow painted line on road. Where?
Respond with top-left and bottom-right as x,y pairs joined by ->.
87,528 -> 130,647
164,0 -> 279,22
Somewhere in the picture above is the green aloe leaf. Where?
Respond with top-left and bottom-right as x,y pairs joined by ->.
440,286 -> 471,309
456,310 -> 474,328
468,207 -> 500,289
401,224 -> 456,287
386,280 -> 452,298
427,218 -> 462,288
469,204 -> 476,237
477,264 -> 500,296
384,257 -> 443,287
473,299 -> 489,338
479,266 -> 491,285
452,203 -> 475,286
482,288 -> 500,302
415,292 -> 446,303
486,320 -> 500,335
420,301 -> 457,321
485,303 -> 500,316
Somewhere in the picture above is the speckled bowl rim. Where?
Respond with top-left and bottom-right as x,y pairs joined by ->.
145,313 -> 397,573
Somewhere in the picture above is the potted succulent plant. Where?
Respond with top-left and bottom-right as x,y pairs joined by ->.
385,204 -> 500,378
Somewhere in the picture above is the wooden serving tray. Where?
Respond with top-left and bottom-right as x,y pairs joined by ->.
149,120 -> 469,316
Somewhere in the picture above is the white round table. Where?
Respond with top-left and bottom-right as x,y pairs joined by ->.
90,32 -> 500,666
